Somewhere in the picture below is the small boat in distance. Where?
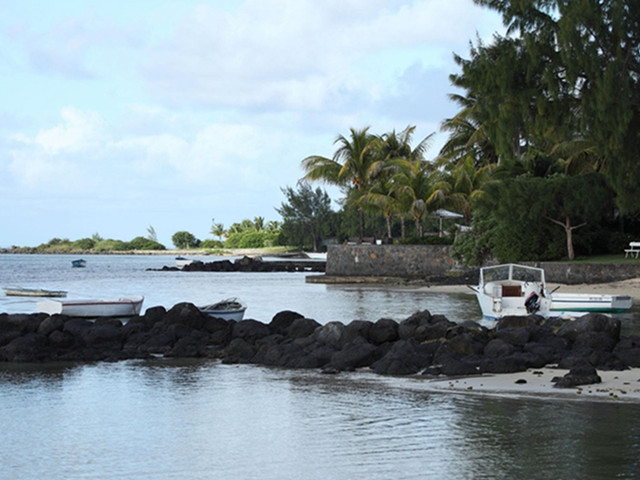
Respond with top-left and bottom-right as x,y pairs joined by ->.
37,295 -> 144,317
3,287 -> 67,298
199,298 -> 246,321
71,259 -> 86,268
302,251 -> 327,261
470,263 -> 634,322
175,256 -> 194,267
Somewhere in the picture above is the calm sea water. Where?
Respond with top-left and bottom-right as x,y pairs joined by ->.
1,254 -> 640,479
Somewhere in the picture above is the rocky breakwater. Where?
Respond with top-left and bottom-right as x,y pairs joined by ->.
2,307 -> 640,387
154,256 -> 325,273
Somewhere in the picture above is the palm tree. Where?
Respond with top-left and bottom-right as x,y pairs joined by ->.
357,176 -> 400,239
253,216 -> 265,232
440,93 -> 498,169
431,155 -> 494,224
301,127 -> 377,239
390,159 -> 437,237
360,126 -> 435,239
211,223 -> 226,242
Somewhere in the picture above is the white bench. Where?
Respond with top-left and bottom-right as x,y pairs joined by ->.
625,242 -> 640,258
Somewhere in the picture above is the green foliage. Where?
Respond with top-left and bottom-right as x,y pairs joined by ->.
451,229 -> 491,266
199,239 -> 224,249
72,238 -> 96,250
129,236 -> 166,250
225,231 -> 280,249
470,0 -> 640,214
93,239 -> 130,252
460,173 -> 616,264
276,183 -> 334,251
172,231 -> 199,249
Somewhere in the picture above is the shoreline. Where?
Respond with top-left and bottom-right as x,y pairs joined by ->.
408,367 -> 640,403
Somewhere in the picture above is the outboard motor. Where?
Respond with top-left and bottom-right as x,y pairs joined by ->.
525,291 -> 540,314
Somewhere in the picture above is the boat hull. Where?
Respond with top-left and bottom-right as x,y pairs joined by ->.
37,296 -> 144,317
200,308 -> 246,322
550,293 -> 633,314
3,287 -> 67,298
199,298 -> 246,321
175,256 -> 194,267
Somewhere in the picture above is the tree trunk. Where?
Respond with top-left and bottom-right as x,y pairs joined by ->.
565,215 -> 575,260
385,215 -> 392,239
415,219 -> 422,237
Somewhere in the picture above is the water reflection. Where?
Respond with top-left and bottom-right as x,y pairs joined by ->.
1,359 -> 640,479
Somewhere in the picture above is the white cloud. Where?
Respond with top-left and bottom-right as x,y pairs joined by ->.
0,0 -> 506,247
33,107 -> 106,154
142,0 -> 502,112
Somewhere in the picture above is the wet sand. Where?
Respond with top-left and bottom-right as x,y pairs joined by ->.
417,367 -> 640,403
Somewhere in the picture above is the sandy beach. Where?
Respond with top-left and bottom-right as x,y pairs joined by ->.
410,367 -> 640,403
412,277 -> 640,403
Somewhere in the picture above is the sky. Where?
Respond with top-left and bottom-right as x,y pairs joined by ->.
0,0 -> 505,249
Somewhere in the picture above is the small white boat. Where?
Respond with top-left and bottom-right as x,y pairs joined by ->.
3,287 -> 67,298
471,264 -> 551,321
303,251 -> 327,260
471,263 -> 634,322
199,298 -> 246,321
175,256 -> 194,267
37,295 -> 144,317
550,292 -> 633,314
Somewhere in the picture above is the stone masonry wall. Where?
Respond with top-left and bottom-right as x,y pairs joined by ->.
326,245 -> 640,283
326,244 -> 455,277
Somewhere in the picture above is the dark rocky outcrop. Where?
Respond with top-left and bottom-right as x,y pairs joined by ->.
552,364 -> 602,388
151,256 -> 325,273
0,307 -> 634,387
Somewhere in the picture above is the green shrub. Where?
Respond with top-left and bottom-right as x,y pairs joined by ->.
200,239 -> 224,249
72,238 -> 96,250
129,236 -> 166,250
94,239 -> 130,251
225,232 -> 280,248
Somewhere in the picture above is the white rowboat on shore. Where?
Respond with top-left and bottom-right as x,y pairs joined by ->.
37,295 -> 144,317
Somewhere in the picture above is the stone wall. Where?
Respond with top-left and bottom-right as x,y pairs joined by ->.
326,244 -> 640,283
326,244 -> 455,278
537,262 -> 640,284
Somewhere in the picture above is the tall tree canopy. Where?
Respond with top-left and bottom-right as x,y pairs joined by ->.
472,0 -> 640,213
276,184 -> 333,252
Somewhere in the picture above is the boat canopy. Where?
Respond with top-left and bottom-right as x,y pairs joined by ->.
480,264 -> 545,286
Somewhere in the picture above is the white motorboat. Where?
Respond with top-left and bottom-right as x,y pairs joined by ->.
549,292 -> 633,314
471,264 -> 551,321
175,256 -> 194,267
37,295 -> 144,317
3,287 -> 67,298
199,298 -> 246,321
303,251 -> 327,261
471,263 -> 634,322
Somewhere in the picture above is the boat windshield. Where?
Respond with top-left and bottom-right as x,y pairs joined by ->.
481,264 -> 544,284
